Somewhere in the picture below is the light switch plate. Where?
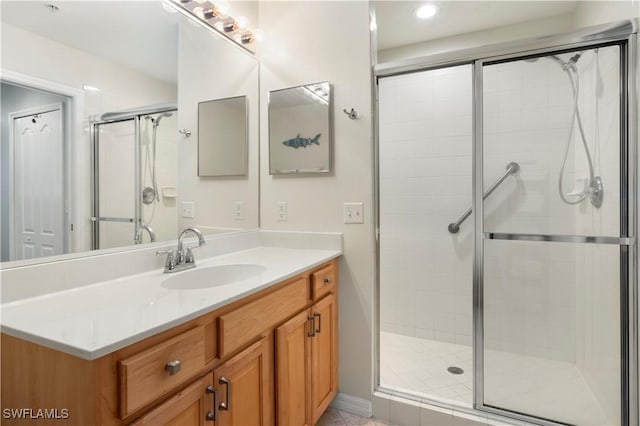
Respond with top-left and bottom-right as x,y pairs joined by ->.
344,202 -> 364,224
233,201 -> 244,220
277,202 -> 287,222
181,201 -> 194,218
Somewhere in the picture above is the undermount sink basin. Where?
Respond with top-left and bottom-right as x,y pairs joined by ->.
161,264 -> 267,290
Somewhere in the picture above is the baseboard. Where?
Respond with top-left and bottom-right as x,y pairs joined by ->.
330,392 -> 373,418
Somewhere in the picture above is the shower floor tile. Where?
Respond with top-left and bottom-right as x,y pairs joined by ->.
379,332 -> 612,425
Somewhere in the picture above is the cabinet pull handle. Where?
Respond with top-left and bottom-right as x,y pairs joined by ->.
323,277 -> 332,285
165,360 -> 182,376
219,376 -> 231,411
206,385 -> 218,421
313,312 -> 321,333
307,315 -> 316,337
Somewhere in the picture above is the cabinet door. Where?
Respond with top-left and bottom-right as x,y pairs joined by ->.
131,373 -> 214,426
276,309 -> 311,426
214,337 -> 271,426
310,293 -> 338,424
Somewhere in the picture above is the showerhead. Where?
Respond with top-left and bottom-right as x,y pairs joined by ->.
566,52 -> 583,68
523,52 -> 583,73
149,111 -> 174,127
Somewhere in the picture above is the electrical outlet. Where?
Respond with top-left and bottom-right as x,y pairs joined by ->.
181,201 -> 194,218
344,202 -> 364,224
233,201 -> 244,220
277,202 -> 287,222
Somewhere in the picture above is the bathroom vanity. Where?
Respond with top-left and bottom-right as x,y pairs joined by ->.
1,234 -> 341,426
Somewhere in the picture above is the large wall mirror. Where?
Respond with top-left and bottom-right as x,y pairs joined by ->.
0,0 -> 259,265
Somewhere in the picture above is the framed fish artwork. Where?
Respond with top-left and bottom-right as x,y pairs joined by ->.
268,81 -> 331,174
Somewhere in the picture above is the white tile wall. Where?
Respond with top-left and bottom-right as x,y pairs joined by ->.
379,65 -> 473,346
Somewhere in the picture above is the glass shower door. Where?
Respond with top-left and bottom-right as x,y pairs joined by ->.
478,44 -> 627,425
93,119 -> 137,249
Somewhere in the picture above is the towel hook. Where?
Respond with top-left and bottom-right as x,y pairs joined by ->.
178,129 -> 192,138
343,108 -> 358,120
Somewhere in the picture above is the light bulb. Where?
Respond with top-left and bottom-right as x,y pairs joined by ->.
252,29 -> 264,42
236,15 -> 249,29
217,1 -> 230,16
192,6 -> 205,19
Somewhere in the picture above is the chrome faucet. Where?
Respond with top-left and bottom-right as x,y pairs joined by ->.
134,224 -> 156,244
156,227 -> 207,273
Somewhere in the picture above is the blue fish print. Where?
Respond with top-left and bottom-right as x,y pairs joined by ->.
282,133 -> 321,148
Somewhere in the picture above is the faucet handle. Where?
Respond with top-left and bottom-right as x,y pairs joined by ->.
185,247 -> 195,264
156,250 -> 176,271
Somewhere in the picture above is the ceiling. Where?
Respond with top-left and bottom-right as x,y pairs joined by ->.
1,1 -> 180,83
374,1 -> 579,51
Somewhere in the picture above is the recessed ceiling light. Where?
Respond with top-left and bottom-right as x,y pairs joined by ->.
415,4 -> 438,20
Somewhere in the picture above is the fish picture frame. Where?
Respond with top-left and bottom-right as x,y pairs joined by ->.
268,81 -> 331,174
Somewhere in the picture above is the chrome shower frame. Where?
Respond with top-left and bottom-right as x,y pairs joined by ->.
90,104 -> 176,249
373,19 -> 639,426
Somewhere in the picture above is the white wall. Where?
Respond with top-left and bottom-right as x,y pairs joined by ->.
258,1 -> 375,401
572,0 -> 640,28
378,1 -> 640,65
1,23 -> 177,253
178,20 -> 259,233
378,13 -> 574,64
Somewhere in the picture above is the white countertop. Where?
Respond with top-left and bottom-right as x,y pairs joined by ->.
1,246 -> 341,360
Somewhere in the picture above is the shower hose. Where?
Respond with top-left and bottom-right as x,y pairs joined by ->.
557,51 -> 598,205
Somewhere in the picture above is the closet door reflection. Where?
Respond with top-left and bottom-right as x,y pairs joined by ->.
480,44 -> 623,425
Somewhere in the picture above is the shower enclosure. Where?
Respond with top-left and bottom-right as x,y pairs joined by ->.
90,105 -> 178,249
375,21 -> 637,426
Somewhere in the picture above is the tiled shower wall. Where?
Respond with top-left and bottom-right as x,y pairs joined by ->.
380,48 -> 620,362
379,65 -> 473,346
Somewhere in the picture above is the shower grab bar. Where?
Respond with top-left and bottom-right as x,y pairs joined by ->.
448,162 -> 520,234
90,216 -> 135,223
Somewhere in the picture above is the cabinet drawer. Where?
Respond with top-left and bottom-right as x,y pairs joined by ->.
311,263 -> 337,301
219,277 -> 308,358
119,326 -> 206,418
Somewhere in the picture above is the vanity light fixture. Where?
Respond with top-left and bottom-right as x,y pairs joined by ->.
415,3 -> 438,20
166,0 -> 260,53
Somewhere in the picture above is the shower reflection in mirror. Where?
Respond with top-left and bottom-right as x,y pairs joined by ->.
91,106 -> 178,250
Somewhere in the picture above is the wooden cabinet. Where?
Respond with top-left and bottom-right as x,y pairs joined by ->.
213,337 -> 271,426
131,373 -> 214,426
276,292 -> 338,426
1,258 -> 338,426
130,337 -> 271,426
309,293 -> 338,424
276,310 -> 312,426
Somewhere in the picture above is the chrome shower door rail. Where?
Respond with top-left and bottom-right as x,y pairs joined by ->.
448,162 -> 520,234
